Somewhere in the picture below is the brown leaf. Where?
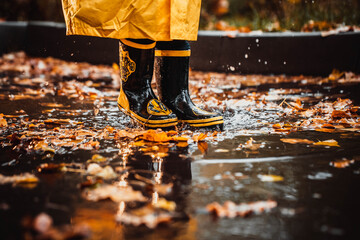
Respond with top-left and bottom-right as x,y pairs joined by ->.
280,138 -> 314,144
206,200 -> 277,218
85,184 -> 147,202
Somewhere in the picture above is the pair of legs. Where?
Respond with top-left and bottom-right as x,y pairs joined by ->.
117,39 -> 223,129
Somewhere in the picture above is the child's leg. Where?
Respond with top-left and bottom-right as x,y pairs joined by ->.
117,39 -> 178,128
155,40 -> 223,128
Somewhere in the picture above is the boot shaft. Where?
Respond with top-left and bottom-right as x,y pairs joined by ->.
119,40 -> 156,92
155,56 -> 190,103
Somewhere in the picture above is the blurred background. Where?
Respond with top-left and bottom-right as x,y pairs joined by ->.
0,0 -> 359,32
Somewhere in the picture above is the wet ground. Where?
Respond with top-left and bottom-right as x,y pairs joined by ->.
1,52 -> 360,240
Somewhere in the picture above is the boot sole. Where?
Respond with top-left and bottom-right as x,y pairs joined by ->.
118,103 -> 178,128
181,116 -> 224,128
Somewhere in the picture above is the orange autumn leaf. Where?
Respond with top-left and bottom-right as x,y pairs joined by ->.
0,117 -> 8,127
193,133 -> 207,142
139,130 -> 171,142
171,135 -> 189,142
330,159 -> 355,168
198,141 -> 208,154
315,128 -> 336,133
331,110 -> 351,118
313,139 -> 340,147
328,69 -> 345,81
280,138 -> 314,144
272,123 -> 282,129
206,200 -> 277,218
176,141 -> 189,148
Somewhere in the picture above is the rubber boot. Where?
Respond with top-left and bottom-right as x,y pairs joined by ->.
117,39 -> 178,128
155,41 -> 223,128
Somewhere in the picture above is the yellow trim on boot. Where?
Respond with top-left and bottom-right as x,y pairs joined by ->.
181,116 -> 223,124
121,39 -> 156,49
189,120 -> 224,128
118,87 -> 130,111
155,50 -> 191,57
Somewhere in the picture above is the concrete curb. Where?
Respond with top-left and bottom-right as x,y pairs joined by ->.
1,21 -> 359,75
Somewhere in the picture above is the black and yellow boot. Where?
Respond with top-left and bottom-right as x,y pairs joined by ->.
155,41 -> 224,128
117,39 -> 178,128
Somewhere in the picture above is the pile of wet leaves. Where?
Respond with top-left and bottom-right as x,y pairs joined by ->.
1,52 -> 360,239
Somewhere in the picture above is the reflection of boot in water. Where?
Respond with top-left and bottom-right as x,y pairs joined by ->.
117,39 -> 178,128
128,150 -> 192,184
155,40 -> 224,129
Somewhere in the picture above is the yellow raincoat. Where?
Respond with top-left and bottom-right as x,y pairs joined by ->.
62,0 -> 201,41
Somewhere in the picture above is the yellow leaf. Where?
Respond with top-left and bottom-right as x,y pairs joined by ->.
313,139 -> 340,147
258,174 -> 284,182
280,138 -> 314,144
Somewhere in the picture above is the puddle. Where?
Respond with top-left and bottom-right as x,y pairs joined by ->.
1,52 -> 360,239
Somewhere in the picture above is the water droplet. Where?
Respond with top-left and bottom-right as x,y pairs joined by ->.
245,54 -> 248,59
258,59 -> 261,63
229,66 -> 235,71
264,61 -> 268,65
283,61 -> 287,65
256,39 -> 259,43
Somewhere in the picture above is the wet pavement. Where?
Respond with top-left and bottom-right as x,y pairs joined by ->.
0,52 -> 360,240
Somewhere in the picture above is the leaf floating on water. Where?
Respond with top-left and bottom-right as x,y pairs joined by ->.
0,173 -> 39,185
214,149 -> 229,153
87,154 -> 107,163
86,163 -> 117,180
37,163 -> 66,173
330,159 -> 355,168
29,212 -> 91,239
280,138 -> 315,144
313,139 -> 340,147
206,200 -> 277,218
198,141 -> 209,154
85,184 -> 147,202
236,137 -> 262,151
258,174 -> 284,182
152,198 -> 176,211
116,206 -> 174,229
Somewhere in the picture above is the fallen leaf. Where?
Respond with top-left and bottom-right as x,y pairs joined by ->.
328,69 -> 345,81
313,139 -> 340,147
85,184 -> 147,202
330,159 -> 355,168
33,213 -> 53,233
280,138 -> 314,144
206,200 -> 277,218
116,206 -> 173,228
0,173 -> 39,185
86,163 -> 117,180
153,198 -> 176,211
258,174 -> 284,182
198,141 -> 208,154
88,154 -> 107,163
0,114 -> 8,127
